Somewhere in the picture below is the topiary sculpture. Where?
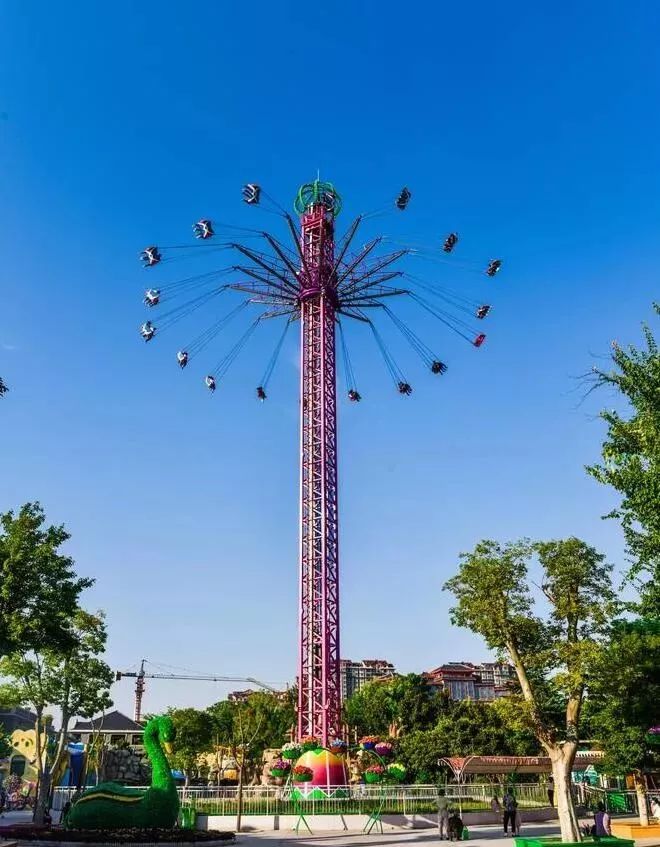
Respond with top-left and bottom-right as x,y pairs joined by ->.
66,715 -> 179,829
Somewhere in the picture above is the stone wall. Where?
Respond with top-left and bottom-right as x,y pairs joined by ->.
101,747 -> 151,785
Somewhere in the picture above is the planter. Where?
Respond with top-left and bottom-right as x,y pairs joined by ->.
374,743 -> 393,758
292,774 -> 313,783
270,768 -> 289,778
364,772 -> 382,784
515,838 -> 634,847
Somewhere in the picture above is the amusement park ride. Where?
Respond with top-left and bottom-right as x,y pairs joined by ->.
137,179 -> 502,748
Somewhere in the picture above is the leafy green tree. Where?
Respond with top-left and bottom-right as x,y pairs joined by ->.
0,724 -> 11,759
588,619 -> 660,825
207,691 -> 295,831
0,377 -> 7,397
343,674 -> 449,739
587,306 -> 660,617
167,708 -> 214,786
0,609 -> 114,823
0,503 -> 93,658
396,699 -> 538,783
444,537 -> 616,842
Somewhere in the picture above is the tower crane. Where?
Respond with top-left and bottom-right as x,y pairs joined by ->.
116,659 -> 281,722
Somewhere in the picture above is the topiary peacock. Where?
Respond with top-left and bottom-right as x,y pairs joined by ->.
66,715 -> 180,829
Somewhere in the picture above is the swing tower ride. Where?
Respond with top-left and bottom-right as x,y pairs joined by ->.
138,178 -> 500,747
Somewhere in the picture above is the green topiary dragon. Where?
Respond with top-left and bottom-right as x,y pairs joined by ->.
66,715 -> 180,829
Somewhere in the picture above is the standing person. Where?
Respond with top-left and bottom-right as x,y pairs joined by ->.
547,776 -> 554,807
594,802 -> 611,837
503,788 -> 518,835
438,788 -> 450,840
514,807 -> 522,836
491,796 -> 501,814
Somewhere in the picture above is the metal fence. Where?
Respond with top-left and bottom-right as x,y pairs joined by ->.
53,783 -> 548,816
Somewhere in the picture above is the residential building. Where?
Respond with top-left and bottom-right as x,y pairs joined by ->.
340,658 -> 396,700
423,661 -> 515,701
71,709 -> 145,747
0,707 -> 38,734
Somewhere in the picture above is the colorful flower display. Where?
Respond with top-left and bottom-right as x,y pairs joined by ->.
364,764 -> 385,784
269,759 -> 291,778
329,738 -> 347,753
292,765 -> 314,782
281,741 -> 303,760
359,735 -> 380,751
374,741 -> 393,758
387,762 -> 407,782
299,735 -> 321,752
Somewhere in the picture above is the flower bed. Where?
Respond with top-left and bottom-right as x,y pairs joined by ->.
0,827 -> 234,844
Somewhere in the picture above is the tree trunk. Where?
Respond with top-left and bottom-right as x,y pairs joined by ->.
634,772 -> 649,826
33,770 -> 51,826
235,761 -> 244,833
550,748 -> 581,843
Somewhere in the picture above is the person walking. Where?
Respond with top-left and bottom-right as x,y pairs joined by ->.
438,788 -> 450,839
503,788 -> 518,835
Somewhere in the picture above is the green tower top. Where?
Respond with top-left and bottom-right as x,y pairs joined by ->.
294,179 -> 342,217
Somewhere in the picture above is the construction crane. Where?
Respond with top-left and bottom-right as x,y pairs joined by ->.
116,659 -> 281,722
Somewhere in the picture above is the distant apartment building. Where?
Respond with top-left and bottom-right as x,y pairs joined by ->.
423,661 -> 515,701
340,658 -> 396,700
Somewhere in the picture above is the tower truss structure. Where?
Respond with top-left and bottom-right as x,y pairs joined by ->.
137,179 -> 501,748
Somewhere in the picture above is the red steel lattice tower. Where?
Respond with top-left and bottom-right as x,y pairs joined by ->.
296,182 -> 341,745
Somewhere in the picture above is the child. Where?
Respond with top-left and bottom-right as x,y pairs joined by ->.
448,810 -> 464,842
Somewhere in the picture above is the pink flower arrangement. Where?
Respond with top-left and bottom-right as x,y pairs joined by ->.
299,735 -> 321,752
270,759 -> 291,777
374,741 -> 393,758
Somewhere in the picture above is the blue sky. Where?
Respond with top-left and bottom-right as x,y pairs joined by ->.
1,2 -> 659,716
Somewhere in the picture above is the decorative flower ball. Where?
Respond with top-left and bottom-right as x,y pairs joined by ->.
299,735 -> 321,752
292,765 -> 314,782
270,758 -> 291,778
329,738 -> 347,753
374,741 -> 394,758
387,762 -> 406,782
359,735 -> 380,751
364,764 -> 385,784
281,742 -> 303,760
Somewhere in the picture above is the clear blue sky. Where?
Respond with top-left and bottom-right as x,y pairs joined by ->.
1,2 -> 659,716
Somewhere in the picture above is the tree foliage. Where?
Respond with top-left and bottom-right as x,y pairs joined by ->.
444,537 -> 617,842
207,690 -> 295,762
587,305 -> 660,616
588,618 -> 660,777
0,503 -> 93,658
0,608 -> 113,823
343,674 -> 450,738
167,707 -> 214,783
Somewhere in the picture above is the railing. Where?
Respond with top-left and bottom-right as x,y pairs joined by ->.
52,783 -> 548,816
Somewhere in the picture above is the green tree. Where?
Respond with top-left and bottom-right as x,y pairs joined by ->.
343,674 -> 449,739
444,537 -> 616,842
587,306 -> 660,617
0,725 -> 10,759
0,377 -> 7,397
167,708 -> 214,786
0,503 -> 93,658
0,609 -> 114,823
396,699 -> 538,783
588,619 -> 660,825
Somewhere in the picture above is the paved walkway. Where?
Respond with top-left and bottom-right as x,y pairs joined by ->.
237,823 -> 660,847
